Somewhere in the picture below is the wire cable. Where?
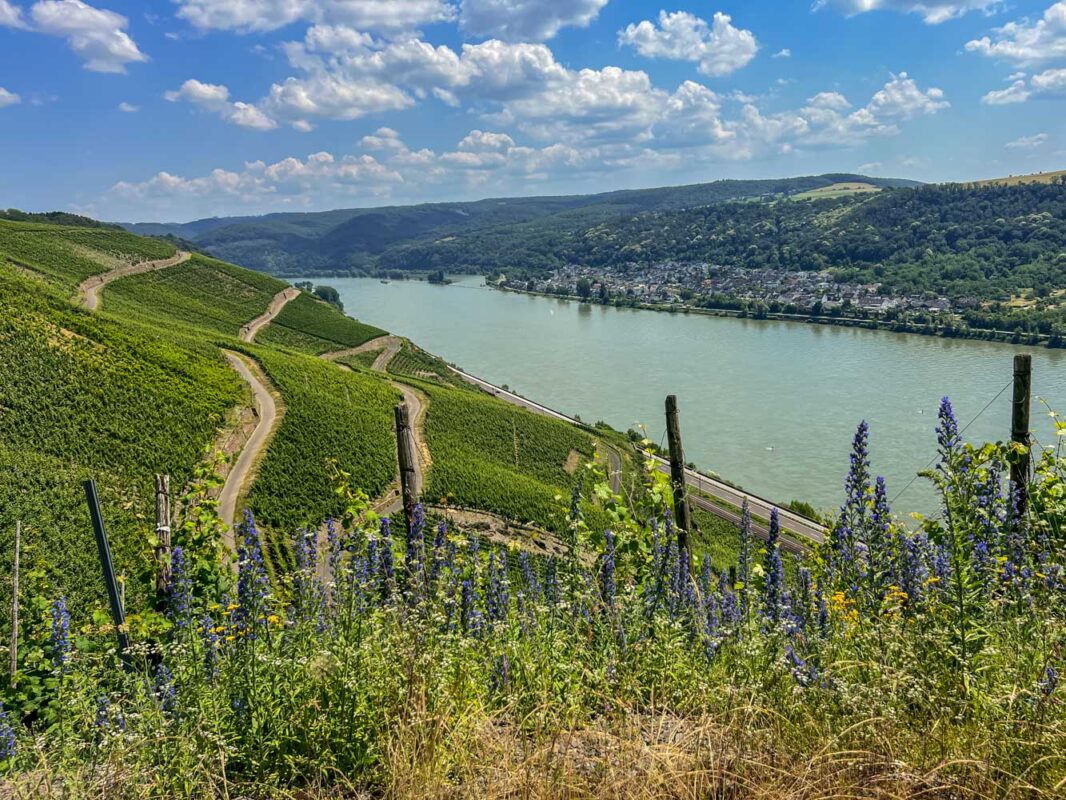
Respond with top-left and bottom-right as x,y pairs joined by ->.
890,379 -> 1013,504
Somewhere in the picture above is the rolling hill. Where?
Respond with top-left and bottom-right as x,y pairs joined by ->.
120,173 -> 918,276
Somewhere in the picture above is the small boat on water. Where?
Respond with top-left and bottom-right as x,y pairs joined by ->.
380,279 -> 391,284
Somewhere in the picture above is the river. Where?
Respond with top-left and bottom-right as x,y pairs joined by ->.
320,275 -> 1066,514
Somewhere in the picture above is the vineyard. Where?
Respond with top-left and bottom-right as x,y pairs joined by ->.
106,255 -> 288,336
0,257 -> 244,617
244,347 -> 399,537
0,219 -> 176,288
421,382 -> 600,530
386,340 -> 470,388
257,292 -> 386,354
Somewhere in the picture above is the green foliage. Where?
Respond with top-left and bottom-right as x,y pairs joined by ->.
257,292 -> 386,354
0,219 -> 176,287
1,428 -> 1065,797
107,254 -> 287,336
125,174 -> 906,275
0,262 -> 242,619
385,341 -> 468,388
422,383 -> 597,529
245,348 -> 398,535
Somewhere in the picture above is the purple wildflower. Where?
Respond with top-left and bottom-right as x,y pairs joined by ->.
236,511 -> 271,633
154,664 -> 177,716
167,546 -> 193,631
762,510 -> 789,625
0,703 -> 14,760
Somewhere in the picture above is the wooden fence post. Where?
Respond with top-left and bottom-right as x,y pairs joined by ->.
155,474 -> 172,597
84,480 -> 131,665
9,521 -> 19,680
1010,353 -> 1033,516
395,403 -> 419,528
665,395 -> 691,554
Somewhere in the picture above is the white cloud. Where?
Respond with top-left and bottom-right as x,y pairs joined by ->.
772,48 -> 791,58
459,0 -> 607,41
458,129 -> 516,151
174,0 -> 456,34
815,0 -> 1000,25
0,0 -> 25,27
1031,66 -> 1066,92
806,91 -> 851,110
981,67 -> 1066,103
165,79 -> 278,129
618,11 -> 758,77
30,0 -> 147,73
257,32 -> 568,125
1006,133 -> 1048,149
118,100 -> 139,112
857,161 -> 883,172
860,71 -> 948,120
0,87 -> 20,107
360,126 -> 406,150
105,69 -> 951,219
966,2 -> 1066,64
982,79 -> 1030,104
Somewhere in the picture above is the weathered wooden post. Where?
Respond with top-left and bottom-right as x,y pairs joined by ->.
665,395 -> 691,554
84,480 -> 131,664
395,403 -> 419,528
9,521 -> 20,680
154,474 -> 172,597
1010,353 -> 1033,516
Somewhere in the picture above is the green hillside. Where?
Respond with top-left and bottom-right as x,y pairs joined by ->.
0,218 -> 629,618
256,292 -> 386,354
121,174 -> 913,275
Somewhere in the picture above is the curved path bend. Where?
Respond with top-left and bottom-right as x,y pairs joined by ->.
218,351 -> 282,536
322,335 -> 402,372
240,286 -> 300,343
322,336 -> 429,516
79,250 -> 191,311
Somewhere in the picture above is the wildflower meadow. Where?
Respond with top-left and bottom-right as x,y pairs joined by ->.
0,399 -> 1064,798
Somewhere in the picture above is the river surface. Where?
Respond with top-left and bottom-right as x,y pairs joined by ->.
321,275 -> 1066,514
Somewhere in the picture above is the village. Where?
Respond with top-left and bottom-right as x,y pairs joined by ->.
504,262 -> 959,317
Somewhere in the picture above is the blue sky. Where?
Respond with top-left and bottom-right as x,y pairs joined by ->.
0,0 -> 1064,221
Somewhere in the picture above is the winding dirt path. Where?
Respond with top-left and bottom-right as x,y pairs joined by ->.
322,335 -> 403,372
78,251 -> 191,311
323,337 -> 429,516
218,351 -> 283,538
240,286 -> 300,343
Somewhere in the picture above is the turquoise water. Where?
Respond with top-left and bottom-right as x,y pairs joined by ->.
322,275 -> 1066,514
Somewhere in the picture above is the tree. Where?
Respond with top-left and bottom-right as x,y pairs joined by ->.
576,278 -> 593,300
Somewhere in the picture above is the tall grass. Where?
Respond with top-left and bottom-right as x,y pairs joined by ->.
1,403 -> 1064,798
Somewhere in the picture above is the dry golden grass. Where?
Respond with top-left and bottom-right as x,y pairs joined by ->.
968,170 -> 1066,187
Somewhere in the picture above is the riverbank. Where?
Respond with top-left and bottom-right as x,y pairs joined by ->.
492,283 -> 1063,349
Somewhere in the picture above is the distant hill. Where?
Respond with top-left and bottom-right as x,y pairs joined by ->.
969,169 -> 1066,187
120,173 -> 919,276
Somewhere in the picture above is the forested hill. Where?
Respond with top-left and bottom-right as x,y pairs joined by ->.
389,180 -> 1066,301
120,173 -> 914,276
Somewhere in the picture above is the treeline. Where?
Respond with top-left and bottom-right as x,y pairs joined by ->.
383,181 -> 1066,300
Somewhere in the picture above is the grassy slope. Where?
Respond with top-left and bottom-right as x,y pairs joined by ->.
0,219 -> 397,614
244,347 -> 398,537
386,340 -> 468,388
257,292 -> 387,354
0,253 -> 243,617
107,254 -> 288,336
420,381 -> 599,530
970,169 -> 1066,187
1,216 -> 727,616
0,219 -> 176,288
